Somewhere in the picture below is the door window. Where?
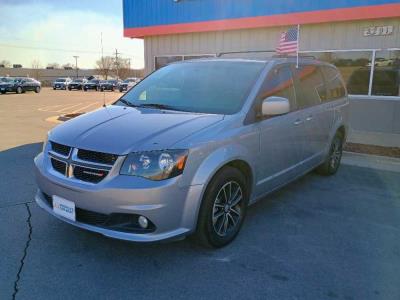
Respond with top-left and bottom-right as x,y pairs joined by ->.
258,65 -> 297,111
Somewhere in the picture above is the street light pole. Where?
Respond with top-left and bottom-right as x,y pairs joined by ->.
73,56 -> 79,79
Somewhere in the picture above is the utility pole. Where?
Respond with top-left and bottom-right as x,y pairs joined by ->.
114,49 -> 121,79
73,55 -> 79,79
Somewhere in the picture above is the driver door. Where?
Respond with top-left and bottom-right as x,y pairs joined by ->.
255,65 -> 307,196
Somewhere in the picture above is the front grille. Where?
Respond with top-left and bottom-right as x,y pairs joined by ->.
76,208 -> 108,225
73,166 -> 108,183
51,142 -> 71,156
77,149 -> 118,165
51,158 -> 66,175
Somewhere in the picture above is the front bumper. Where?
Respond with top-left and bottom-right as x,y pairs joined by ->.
84,85 -> 98,90
0,85 -> 16,92
34,153 -> 204,242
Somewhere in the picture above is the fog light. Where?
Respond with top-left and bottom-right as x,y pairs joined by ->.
138,216 -> 148,229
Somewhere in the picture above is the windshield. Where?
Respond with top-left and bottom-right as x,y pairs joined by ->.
88,80 -> 99,83
117,61 -> 264,114
55,78 -> 66,82
123,79 -> 134,83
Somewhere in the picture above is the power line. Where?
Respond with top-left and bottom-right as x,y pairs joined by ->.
0,43 -> 142,59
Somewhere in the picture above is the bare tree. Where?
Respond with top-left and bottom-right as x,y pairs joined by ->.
115,57 -> 131,79
31,59 -> 41,80
95,56 -> 114,79
0,60 -> 11,68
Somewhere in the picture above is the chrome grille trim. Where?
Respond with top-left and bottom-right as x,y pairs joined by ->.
47,144 -> 119,184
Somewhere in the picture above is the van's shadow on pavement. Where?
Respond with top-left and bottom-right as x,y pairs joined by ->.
1,142 -> 400,299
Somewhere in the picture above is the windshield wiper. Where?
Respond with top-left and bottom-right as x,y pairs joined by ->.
137,103 -> 185,111
117,98 -> 140,108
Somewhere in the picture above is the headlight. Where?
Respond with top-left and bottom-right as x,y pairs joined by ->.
120,150 -> 188,181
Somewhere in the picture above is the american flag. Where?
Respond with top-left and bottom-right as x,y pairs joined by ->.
276,27 -> 299,54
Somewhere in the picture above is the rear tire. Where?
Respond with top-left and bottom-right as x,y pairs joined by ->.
16,87 -> 22,94
316,132 -> 344,176
195,167 -> 248,248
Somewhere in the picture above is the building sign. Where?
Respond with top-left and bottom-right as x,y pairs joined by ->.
363,25 -> 394,37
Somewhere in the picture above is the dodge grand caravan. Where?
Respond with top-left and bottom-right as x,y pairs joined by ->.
34,57 -> 349,248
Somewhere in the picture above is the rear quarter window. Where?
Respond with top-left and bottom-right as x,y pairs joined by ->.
293,65 -> 325,109
321,66 -> 346,101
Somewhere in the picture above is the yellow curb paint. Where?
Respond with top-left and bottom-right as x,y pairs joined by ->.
45,116 -> 63,124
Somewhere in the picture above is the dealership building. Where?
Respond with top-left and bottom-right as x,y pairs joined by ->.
123,0 -> 400,145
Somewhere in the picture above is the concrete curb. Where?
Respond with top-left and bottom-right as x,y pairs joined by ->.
342,151 -> 400,173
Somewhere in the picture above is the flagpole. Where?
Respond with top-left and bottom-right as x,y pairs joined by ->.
296,24 -> 300,69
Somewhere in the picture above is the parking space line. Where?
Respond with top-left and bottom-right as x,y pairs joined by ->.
71,102 -> 99,113
38,104 -> 65,112
56,103 -> 85,113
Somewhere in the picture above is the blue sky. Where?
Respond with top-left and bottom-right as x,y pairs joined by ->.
0,0 -> 144,69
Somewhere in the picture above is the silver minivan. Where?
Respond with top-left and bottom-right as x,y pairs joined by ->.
34,57 -> 349,247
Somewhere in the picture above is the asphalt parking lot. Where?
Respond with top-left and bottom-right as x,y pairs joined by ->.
1,89 -> 400,300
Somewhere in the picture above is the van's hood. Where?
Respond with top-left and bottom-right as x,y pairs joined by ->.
49,105 -> 224,154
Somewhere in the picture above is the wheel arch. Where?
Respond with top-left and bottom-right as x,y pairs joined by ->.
182,145 -> 257,233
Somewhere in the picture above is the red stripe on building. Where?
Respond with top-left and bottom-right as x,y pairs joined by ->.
124,4 -> 400,38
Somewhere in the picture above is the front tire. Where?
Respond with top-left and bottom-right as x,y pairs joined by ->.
16,87 -> 22,94
35,86 -> 41,93
195,167 -> 248,248
316,132 -> 344,176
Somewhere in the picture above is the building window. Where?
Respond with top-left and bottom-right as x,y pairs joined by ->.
155,55 -> 216,70
372,50 -> 400,97
155,56 -> 183,70
301,51 -> 372,96
183,55 -> 215,60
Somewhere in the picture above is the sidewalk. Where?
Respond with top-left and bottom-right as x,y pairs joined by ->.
348,129 -> 400,148
342,151 -> 400,173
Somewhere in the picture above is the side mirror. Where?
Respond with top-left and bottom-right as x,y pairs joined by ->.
261,96 -> 290,116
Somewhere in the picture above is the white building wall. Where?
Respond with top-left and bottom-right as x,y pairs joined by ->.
144,18 -> 400,74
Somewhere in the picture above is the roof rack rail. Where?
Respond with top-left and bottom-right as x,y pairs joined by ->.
216,50 -> 276,57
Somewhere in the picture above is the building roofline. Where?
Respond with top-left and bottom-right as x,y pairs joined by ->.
124,3 -> 400,38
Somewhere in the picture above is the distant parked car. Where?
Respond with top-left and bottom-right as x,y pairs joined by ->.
53,78 -> 72,90
67,79 -> 87,91
0,77 -> 41,94
0,77 -> 9,82
119,78 -> 139,92
83,79 -> 101,91
100,79 -> 121,91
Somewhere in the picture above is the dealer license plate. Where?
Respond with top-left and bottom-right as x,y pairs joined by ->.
53,195 -> 76,221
